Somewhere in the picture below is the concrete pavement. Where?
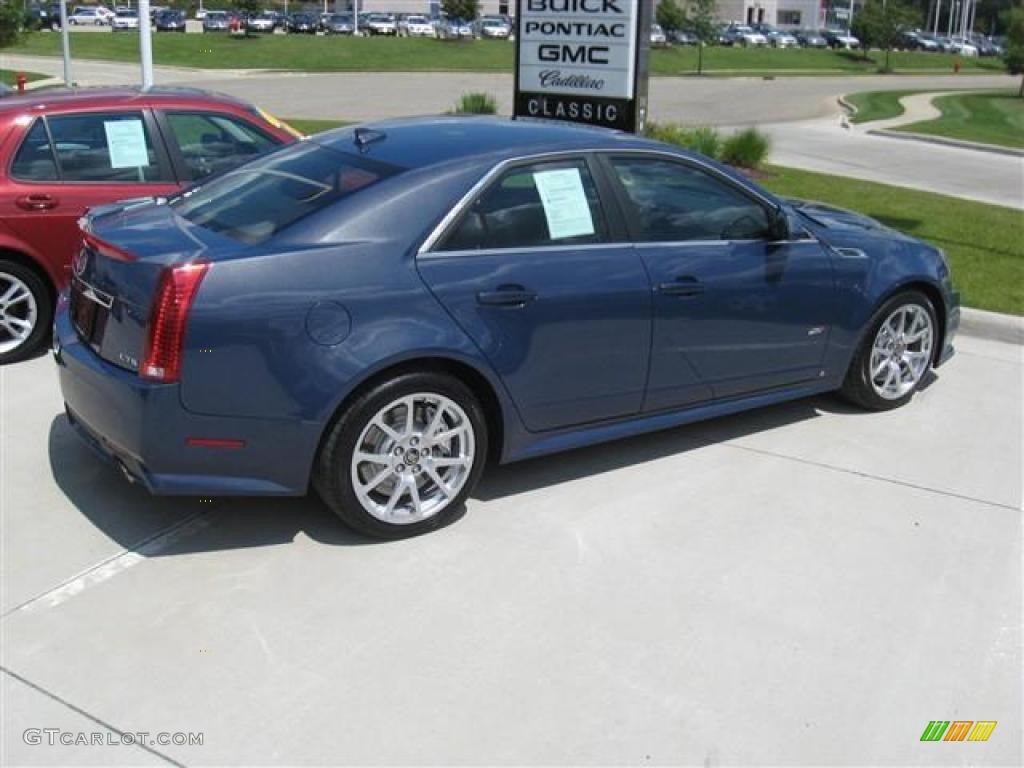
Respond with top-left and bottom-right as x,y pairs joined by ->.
2,331 -> 1020,765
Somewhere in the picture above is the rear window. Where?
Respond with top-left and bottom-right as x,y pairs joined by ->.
171,142 -> 401,245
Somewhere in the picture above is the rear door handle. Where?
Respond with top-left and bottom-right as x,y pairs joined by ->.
476,285 -> 537,308
657,277 -> 705,297
15,194 -> 58,211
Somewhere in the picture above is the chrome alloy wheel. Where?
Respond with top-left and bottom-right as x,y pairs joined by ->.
0,271 -> 38,356
350,393 -> 475,524
869,304 -> 934,400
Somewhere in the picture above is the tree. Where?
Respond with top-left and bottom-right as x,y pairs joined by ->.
1004,5 -> 1024,97
684,0 -> 717,76
0,2 -> 22,48
852,0 -> 921,72
442,0 -> 479,22
656,0 -> 686,33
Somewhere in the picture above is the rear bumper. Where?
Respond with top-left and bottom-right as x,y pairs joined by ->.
53,296 -> 320,496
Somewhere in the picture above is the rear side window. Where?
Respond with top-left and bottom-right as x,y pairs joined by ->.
171,142 -> 399,245
439,159 -> 608,252
11,120 -> 59,181
46,112 -> 165,183
164,111 -> 280,181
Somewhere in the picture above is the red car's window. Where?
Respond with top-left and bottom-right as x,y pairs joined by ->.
46,112 -> 166,183
164,111 -> 280,181
10,120 -> 59,182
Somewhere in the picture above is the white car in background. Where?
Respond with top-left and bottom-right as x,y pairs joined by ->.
111,8 -> 138,30
725,24 -> 768,46
650,23 -> 668,46
476,16 -> 511,39
949,36 -> 979,56
68,6 -> 107,24
399,14 -> 435,37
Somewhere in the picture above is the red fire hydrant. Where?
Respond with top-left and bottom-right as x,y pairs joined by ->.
15,72 -> 26,94
953,58 -> 962,74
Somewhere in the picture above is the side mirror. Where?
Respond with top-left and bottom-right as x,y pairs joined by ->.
768,208 -> 790,242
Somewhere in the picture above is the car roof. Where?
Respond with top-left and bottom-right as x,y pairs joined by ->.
310,116 -> 659,170
0,86 -> 254,115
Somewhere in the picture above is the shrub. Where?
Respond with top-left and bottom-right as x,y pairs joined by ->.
0,3 -> 23,48
720,127 -> 771,169
453,92 -> 497,115
645,122 -> 722,160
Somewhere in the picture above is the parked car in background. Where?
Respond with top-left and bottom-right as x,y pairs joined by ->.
723,24 -> 768,46
476,16 -> 511,39
194,8 -> 207,20
898,30 -> 939,51
247,12 -> 277,32
437,16 -> 473,39
795,28 -> 828,47
971,35 -> 1003,56
154,9 -> 185,31
67,7 -> 107,25
202,10 -> 229,31
287,12 -> 318,33
0,87 -> 300,363
823,28 -> 860,49
650,23 -> 668,46
110,8 -> 138,30
51,116 -> 960,538
671,29 -> 699,45
324,13 -> 354,34
949,36 -> 979,56
364,13 -> 397,35
398,14 -> 435,36
753,23 -> 797,47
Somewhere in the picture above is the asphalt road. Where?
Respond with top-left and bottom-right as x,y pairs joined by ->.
2,331 -> 1020,765
4,53 -> 1020,208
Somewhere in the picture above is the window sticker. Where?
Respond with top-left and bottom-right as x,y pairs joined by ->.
103,119 -> 150,168
532,168 -> 595,241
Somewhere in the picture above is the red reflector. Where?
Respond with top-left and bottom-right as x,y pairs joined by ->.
141,262 -> 210,383
83,232 -> 137,263
185,437 -> 246,449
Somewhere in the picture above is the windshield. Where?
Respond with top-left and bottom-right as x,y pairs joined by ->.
171,143 -> 402,245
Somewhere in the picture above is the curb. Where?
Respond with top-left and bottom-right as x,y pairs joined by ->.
868,128 -> 1024,157
959,307 -> 1023,345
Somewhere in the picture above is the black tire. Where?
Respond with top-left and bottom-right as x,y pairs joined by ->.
0,259 -> 52,365
314,371 -> 488,540
841,290 -> 937,411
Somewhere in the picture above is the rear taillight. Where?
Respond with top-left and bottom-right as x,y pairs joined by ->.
141,262 -> 209,383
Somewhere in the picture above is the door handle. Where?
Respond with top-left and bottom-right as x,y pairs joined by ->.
476,285 -> 537,308
656,277 -> 705,297
15,194 -> 58,211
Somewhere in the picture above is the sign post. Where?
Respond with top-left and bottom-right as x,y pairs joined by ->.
513,0 -> 651,133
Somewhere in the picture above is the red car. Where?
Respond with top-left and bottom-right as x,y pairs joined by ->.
0,87 -> 300,363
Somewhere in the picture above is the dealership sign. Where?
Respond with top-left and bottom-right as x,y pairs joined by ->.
514,0 -> 651,132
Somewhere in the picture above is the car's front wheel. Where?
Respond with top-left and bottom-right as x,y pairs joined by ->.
0,259 -> 51,365
842,290 -> 937,411
315,372 -> 488,539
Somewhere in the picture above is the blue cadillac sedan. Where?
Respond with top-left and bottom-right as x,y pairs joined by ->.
54,117 -> 959,538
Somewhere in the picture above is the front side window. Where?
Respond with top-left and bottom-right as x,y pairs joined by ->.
172,142 -> 400,245
46,112 -> 164,183
440,159 -> 607,252
10,119 -> 59,181
164,111 -> 279,181
609,156 -> 771,242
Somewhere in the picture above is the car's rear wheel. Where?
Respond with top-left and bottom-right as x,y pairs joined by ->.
314,372 -> 488,539
0,260 -> 51,365
841,290 -> 937,411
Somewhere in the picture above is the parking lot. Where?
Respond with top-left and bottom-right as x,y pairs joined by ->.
2,325 -> 1020,764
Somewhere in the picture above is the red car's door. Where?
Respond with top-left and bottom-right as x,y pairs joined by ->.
0,109 -> 180,288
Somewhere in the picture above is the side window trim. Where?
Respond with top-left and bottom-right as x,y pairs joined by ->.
8,117 -> 62,183
31,109 -> 175,185
596,151 -> 779,245
425,153 -> 613,256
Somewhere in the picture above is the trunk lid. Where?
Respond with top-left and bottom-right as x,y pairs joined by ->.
70,198 -> 240,373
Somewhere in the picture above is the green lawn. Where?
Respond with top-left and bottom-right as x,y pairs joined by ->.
844,89 -> 923,123
5,33 -> 1008,75
0,69 -> 48,86
761,166 -> 1023,315
281,117 -> 353,135
895,90 -> 1024,149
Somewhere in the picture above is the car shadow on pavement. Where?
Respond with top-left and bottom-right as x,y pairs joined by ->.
47,391 -> 869,555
